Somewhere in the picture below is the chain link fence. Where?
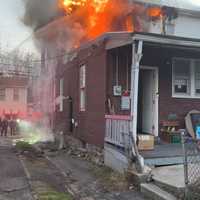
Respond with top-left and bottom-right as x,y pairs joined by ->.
182,134 -> 200,199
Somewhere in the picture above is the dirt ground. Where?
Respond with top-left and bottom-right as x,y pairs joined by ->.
45,151 -> 146,200
0,138 -> 33,200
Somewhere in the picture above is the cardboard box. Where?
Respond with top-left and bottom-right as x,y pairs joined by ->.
138,134 -> 154,150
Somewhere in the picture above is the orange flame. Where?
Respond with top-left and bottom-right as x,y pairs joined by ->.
59,0 -> 134,40
147,7 -> 163,18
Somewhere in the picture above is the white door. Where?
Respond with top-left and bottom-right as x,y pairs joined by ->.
141,69 -> 158,135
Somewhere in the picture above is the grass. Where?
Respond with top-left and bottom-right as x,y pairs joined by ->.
15,141 -> 33,151
38,189 -> 73,200
33,182 -> 73,200
91,165 -> 128,191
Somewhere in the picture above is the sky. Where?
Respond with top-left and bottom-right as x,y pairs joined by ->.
1,0 -> 200,56
0,0 -> 37,54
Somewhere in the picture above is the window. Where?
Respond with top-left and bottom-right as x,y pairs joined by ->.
0,88 -> 5,101
13,88 -> 19,101
172,58 -> 200,98
195,60 -> 200,95
59,78 -> 64,112
80,65 -> 86,111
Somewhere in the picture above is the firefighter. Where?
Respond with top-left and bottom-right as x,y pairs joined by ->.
1,117 -> 8,137
9,118 -> 16,136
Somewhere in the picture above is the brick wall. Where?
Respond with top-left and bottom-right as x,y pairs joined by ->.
159,63 -> 200,128
55,43 -> 107,147
142,45 -> 200,130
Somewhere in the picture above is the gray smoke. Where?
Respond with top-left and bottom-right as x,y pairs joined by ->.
22,0 -> 61,30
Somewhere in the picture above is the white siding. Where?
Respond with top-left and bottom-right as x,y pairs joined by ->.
174,15 -> 200,39
148,14 -> 200,39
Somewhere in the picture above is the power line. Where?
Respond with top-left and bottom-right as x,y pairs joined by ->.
10,33 -> 35,53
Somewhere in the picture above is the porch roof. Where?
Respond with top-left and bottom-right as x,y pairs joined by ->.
105,32 -> 200,51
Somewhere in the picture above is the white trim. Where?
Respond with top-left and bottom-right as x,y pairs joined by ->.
130,40 -> 143,142
133,34 -> 200,48
140,66 -> 159,137
172,95 -> 200,99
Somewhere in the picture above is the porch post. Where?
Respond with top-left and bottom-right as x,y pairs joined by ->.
130,40 -> 143,143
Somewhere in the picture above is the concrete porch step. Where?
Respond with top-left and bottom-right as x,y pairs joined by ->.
141,183 -> 177,200
151,165 -> 185,198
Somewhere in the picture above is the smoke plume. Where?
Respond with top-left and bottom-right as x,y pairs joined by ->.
22,0 -> 61,30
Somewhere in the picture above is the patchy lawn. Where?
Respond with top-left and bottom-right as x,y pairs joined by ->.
91,165 -> 128,191
38,188 -> 72,200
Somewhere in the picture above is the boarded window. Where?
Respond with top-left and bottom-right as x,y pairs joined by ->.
80,65 -> 86,111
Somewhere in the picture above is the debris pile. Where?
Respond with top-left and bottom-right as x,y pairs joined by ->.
64,135 -> 104,166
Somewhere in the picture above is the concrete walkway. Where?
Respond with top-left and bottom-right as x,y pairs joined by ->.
152,165 -> 185,189
0,137 -> 33,200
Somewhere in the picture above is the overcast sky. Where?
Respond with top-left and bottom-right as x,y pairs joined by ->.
0,0 -> 36,54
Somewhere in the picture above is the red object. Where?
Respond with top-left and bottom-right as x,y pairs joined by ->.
122,90 -> 130,96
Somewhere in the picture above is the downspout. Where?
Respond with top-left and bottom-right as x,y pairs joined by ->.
130,40 -> 144,173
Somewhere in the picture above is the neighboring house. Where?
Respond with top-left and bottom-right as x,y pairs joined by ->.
0,75 -> 28,118
41,1 -> 200,170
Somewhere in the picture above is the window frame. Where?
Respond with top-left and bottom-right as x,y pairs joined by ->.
79,64 -> 86,112
172,57 -> 200,99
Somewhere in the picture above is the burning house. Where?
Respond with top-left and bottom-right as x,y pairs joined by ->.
28,0 -> 200,171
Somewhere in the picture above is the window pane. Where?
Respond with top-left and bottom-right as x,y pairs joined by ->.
0,89 -> 5,101
195,60 -> 200,94
14,88 -> 19,101
80,65 -> 86,111
80,89 -> 86,111
80,65 -> 86,88
173,59 -> 190,94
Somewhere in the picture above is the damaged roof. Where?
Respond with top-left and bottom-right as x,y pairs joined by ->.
133,0 -> 200,12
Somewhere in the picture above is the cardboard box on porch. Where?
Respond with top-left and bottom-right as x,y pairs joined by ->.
138,134 -> 154,150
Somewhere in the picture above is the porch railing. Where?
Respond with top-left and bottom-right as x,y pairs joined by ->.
105,115 -> 132,147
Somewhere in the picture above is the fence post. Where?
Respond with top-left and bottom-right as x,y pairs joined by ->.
181,130 -> 189,199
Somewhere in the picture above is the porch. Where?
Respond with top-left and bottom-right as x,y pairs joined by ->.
104,33 -> 200,169
105,115 -> 184,166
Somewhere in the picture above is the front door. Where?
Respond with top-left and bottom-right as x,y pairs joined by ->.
141,68 -> 158,136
